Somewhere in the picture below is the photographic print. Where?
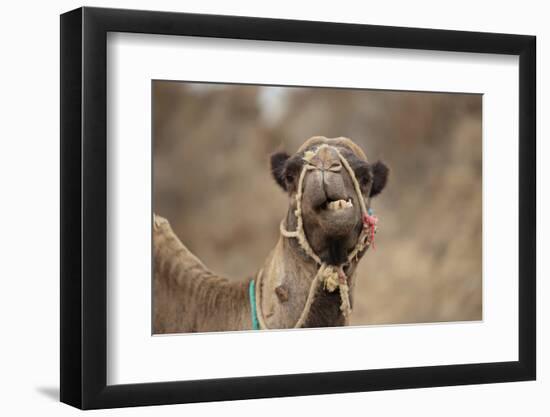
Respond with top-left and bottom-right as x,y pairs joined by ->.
152,81 -> 482,334
61,8 -> 536,407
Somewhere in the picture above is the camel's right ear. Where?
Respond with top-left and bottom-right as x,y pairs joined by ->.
370,160 -> 389,197
270,151 -> 290,191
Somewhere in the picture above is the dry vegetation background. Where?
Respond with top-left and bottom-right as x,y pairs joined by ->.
153,81 -> 482,326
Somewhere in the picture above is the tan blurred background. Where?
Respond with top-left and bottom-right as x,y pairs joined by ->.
153,81 -> 482,326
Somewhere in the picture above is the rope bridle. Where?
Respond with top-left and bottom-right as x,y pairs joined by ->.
253,144 -> 378,329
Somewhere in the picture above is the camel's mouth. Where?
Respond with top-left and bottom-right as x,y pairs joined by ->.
319,198 -> 353,212
312,196 -> 360,238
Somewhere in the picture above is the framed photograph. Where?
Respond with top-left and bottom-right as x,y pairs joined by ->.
60,6 -> 536,409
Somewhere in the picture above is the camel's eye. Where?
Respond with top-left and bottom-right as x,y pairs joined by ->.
284,156 -> 305,187
285,172 -> 295,183
353,163 -> 371,188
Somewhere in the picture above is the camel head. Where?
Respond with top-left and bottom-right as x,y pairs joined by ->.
271,136 -> 389,266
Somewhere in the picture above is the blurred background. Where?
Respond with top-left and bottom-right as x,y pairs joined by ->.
153,81 -> 482,326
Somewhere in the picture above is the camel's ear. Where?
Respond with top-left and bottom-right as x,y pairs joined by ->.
270,151 -> 290,191
370,160 -> 389,197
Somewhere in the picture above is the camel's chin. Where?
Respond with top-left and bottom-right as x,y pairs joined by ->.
317,206 -> 358,237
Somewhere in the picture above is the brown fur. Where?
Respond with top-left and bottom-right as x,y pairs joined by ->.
153,216 -> 251,333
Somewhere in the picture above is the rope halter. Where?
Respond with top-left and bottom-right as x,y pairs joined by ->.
256,144 -> 378,329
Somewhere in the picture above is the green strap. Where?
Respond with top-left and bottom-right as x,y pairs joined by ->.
249,279 -> 260,330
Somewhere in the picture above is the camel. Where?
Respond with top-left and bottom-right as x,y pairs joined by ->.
153,136 -> 388,333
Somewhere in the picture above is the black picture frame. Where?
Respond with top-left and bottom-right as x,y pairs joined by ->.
60,6 -> 536,410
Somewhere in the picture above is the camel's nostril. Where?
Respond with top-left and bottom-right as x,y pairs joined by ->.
328,162 -> 342,172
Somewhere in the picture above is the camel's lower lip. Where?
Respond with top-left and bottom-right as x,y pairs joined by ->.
317,202 -> 357,235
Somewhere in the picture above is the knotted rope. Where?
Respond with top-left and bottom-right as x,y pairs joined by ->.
255,144 -> 378,329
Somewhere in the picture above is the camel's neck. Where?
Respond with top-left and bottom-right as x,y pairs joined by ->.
153,216 -> 252,333
256,223 -> 359,329
153,214 -> 362,333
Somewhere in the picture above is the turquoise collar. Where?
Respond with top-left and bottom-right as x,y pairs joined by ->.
249,280 -> 260,330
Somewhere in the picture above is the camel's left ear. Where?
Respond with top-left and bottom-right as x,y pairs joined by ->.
270,151 -> 290,191
370,160 -> 389,197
